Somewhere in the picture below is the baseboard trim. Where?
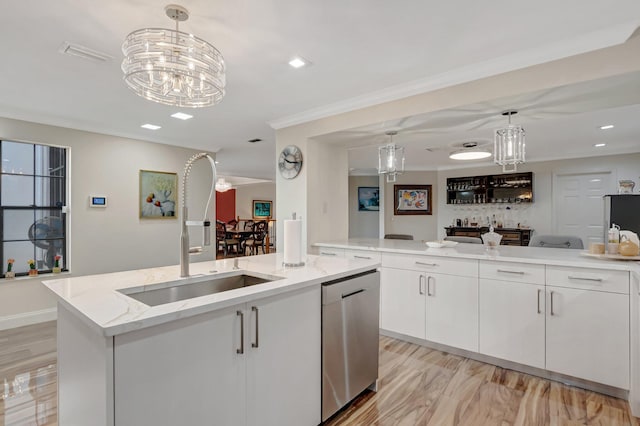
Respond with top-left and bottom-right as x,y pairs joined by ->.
0,307 -> 57,331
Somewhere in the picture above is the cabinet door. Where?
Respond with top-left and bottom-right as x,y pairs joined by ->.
479,279 -> 545,368
114,305 -> 245,426
546,286 -> 629,389
380,267 -> 426,339
246,287 -> 321,426
426,274 -> 478,352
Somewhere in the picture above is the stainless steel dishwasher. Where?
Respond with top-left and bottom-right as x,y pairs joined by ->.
322,269 -> 380,422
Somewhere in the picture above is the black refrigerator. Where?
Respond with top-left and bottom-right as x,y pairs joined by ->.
604,194 -> 640,237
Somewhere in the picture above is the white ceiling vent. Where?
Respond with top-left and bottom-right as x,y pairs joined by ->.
58,42 -> 113,62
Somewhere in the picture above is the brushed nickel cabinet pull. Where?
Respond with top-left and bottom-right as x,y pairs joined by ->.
419,275 -> 425,295
251,306 -> 259,348
354,255 -> 372,260
416,261 -> 438,267
550,291 -> 555,316
320,252 -> 337,256
567,276 -> 603,282
427,276 -> 434,297
537,289 -> 541,314
497,269 -> 525,275
236,310 -> 244,354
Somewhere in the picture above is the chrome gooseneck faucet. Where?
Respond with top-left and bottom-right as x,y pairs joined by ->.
180,153 -> 217,277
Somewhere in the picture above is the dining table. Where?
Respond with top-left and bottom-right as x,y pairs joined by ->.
225,229 -> 255,254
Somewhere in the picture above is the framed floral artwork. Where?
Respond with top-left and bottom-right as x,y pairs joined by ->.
394,184 -> 432,215
139,170 -> 177,219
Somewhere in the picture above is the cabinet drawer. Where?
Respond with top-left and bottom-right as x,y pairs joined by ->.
316,247 -> 344,258
546,266 -> 629,294
480,261 -> 545,285
382,253 -> 477,277
344,249 -> 381,262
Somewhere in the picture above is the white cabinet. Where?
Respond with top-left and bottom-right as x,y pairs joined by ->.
380,255 -> 478,350
114,287 -> 321,426
479,278 -> 545,368
426,273 -> 478,352
379,267 -> 425,339
546,284 -> 629,389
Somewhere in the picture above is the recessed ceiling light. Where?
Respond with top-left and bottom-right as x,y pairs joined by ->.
594,143 -> 606,147
141,123 -> 161,130
599,124 -> 614,130
214,161 -> 220,164
171,112 -> 193,120
248,138 -> 263,143
288,57 -> 308,68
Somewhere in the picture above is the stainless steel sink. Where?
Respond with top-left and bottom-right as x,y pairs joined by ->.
121,273 -> 281,306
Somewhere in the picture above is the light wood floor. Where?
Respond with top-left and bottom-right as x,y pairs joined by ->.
326,336 -> 639,426
0,323 -> 638,426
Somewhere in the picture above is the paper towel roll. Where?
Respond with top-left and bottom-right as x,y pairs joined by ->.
283,219 -> 302,265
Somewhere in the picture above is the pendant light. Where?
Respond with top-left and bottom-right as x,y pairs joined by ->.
378,131 -> 405,183
494,110 -> 525,172
121,4 -> 226,108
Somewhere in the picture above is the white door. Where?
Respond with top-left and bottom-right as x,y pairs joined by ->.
554,172 -> 612,247
114,306 -> 246,426
379,267 -> 426,339
426,273 -> 478,352
479,279 -> 545,369
246,287 -> 321,426
546,285 -> 629,389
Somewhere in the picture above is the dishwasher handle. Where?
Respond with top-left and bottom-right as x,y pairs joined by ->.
342,288 -> 365,299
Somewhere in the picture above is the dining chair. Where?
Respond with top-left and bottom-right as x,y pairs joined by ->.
243,221 -> 268,255
216,221 -> 240,257
444,236 -> 482,244
384,234 -> 414,240
528,235 -> 584,249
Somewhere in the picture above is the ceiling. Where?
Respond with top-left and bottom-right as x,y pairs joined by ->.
316,72 -> 640,172
1,1 -> 640,180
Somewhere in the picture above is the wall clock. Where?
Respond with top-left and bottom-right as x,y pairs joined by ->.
278,145 -> 303,179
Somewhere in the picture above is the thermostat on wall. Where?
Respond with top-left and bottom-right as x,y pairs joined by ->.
89,196 -> 107,208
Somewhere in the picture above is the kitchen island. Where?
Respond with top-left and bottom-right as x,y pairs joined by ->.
42,253 -> 380,426
314,238 -> 640,417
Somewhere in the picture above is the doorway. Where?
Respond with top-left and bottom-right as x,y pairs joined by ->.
553,171 -> 612,247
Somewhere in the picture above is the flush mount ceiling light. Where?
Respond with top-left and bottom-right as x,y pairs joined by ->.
449,142 -> 492,160
378,131 -> 405,183
215,177 -> 232,192
121,4 -> 226,108
494,110 -> 525,172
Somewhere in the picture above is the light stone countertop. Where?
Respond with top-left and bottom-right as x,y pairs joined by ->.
314,238 -> 640,273
42,253 -> 380,337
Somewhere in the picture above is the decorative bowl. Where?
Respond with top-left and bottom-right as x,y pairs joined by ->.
426,241 -> 444,248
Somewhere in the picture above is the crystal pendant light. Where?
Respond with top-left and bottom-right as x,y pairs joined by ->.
121,4 -> 225,108
494,110 -> 525,172
378,131 -> 405,183
215,178 -> 232,192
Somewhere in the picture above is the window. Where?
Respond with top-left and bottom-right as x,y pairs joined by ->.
1,140 -> 67,277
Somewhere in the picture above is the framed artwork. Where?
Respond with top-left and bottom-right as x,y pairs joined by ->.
358,187 -> 379,211
253,200 -> 272,218
139,170 -> 178,219
394,184 -> 432,215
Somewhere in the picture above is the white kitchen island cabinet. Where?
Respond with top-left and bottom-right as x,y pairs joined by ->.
114,287 -> 320,426
380,267 -> 426,339
45,253 -> 379,426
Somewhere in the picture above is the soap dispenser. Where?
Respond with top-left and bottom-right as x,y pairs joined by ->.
607,223 -> 620,255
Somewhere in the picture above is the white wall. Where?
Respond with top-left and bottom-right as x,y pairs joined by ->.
0,117 -> 216,328
235,182 -> 276,220
383,171 -> 439,242
436,153 -> 640,240
349,176 -> 379,238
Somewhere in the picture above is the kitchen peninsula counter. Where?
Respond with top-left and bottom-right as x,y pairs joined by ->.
315,238 -> 640,417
